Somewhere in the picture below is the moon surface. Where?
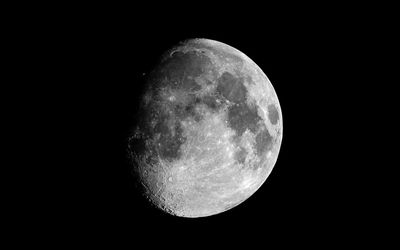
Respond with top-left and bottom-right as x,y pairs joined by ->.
128,38 -> 282,217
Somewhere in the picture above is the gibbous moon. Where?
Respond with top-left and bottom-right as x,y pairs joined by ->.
128,38 -> 282,217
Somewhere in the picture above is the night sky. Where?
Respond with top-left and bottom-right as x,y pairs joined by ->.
26,5 -> 377,244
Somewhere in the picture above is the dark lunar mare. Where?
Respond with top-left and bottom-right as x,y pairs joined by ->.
153,115 -> 186,161
267,104 -> 279,125
227,103 -> 261,137
128,91 -> 187,164
255,129 -> 273,156
216,72 -> 247,104
201,94 -> 224,110
214,70 -> 263,137
214,71 -> 274,166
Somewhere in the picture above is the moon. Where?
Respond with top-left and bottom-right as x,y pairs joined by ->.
128,38 -> 282,217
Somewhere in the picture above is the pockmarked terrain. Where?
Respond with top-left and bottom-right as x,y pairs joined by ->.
128,39 -> 282,217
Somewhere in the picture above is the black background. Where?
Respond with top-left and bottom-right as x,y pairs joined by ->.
16,4 -> 389,245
